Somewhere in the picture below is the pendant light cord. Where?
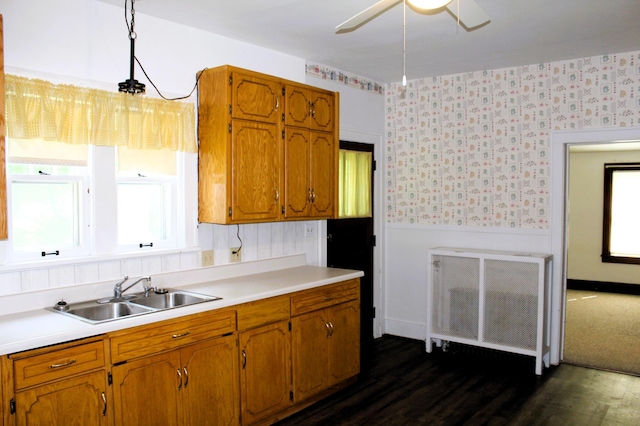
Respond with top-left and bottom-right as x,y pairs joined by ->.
402,0 -> 407,86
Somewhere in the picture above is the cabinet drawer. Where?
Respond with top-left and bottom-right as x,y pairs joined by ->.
291,279 -> 360,316
13,340 -> 105,390
237,296 -> 290,330
110,309 -> 236,363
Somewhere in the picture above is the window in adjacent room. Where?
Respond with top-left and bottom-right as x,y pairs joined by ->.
602,162 -> 640,264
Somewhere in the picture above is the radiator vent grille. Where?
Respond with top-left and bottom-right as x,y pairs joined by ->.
431,256 -> 538,350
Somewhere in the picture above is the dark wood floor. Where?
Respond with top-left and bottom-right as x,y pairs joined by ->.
275,335 -> 640,425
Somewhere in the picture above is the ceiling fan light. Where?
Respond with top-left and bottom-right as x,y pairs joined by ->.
407,0 -> 453,10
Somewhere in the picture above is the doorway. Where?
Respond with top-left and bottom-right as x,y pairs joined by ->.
550,127 -> 640,368
327,141 -> 375,369
563,142 -> 640,375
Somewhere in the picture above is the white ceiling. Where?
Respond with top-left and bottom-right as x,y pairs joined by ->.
96,0 -> 640,83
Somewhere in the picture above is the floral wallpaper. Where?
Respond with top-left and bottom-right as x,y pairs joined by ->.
385,50 -> 640,228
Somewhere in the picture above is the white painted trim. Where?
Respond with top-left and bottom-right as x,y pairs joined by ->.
550,126 -> 640,364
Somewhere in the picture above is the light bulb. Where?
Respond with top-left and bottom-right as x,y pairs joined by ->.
402,74 -> 407,87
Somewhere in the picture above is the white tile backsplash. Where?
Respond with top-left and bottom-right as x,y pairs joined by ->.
21,269 -> 49,292
0,221 -> 321,296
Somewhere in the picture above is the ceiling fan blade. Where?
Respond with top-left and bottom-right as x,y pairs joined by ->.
445,0 -> 490,29
336,0 -> 402,34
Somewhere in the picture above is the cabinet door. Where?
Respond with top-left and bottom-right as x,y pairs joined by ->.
291,310 -> 329,402
310,132 -> 335,218
309,91 -> 334,132
284,84 -> 311,128
284,85 -> 334,133
181,335 -> 239,426
231,120 -> 281,222
327,300 -> 360,385
239,321 -> 291,425
112,351 -> 182,426
283,128 -> 311,218
231,72 -> 281,124
15,370 -> 109,425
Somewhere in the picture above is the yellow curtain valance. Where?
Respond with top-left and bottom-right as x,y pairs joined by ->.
4,74 -> 197,153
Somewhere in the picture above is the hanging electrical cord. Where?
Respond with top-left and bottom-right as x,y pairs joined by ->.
120,0 -> 203,101
402,0 -> 407,87
232,224 -> 243,256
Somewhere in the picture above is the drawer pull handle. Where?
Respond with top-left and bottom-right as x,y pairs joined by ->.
101,392 -> 107,416
323,296 -> 333,302
177,368 -> 183,389
50,359 -> 76,369
172,331 -> 190,339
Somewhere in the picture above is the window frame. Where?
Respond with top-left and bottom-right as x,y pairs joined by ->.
601,162 -> 640,264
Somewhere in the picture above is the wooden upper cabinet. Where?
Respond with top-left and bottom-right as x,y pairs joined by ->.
198,66 -> 283,224
284,83 -> 335,133
0,15 -> 7,240
198,65 -> 338,224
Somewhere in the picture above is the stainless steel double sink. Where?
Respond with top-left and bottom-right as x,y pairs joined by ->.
49,289 -> 222,324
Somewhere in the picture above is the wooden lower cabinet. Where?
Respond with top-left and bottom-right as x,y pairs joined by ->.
15,370 -> 109,425
239,320 -> 291,425
112,334 -> 238,426
5,337 -> 110,426
291,300 -> 360,402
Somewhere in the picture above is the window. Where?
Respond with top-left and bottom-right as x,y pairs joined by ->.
3,74 -> 197,264
7,140 -> 90,262
116,147 -> 178,251
338,148 -> 372,218
602,163 -> 640,264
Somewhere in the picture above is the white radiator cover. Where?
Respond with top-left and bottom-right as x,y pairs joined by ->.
426,247 -> 552,375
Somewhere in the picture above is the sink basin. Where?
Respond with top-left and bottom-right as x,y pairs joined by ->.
129,290 -> 221,310
60,302 -> 155,324
49,289 -> 222,324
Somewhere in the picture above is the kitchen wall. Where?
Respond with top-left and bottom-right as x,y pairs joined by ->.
383,50 -> 640,363
568,148 -> 640,285
0,0 -> 385,296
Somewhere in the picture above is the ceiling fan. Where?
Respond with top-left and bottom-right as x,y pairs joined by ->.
335,0 -> 490,33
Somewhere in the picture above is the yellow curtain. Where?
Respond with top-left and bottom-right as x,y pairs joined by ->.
4,74 -> 196,153
338,149 -> 372,218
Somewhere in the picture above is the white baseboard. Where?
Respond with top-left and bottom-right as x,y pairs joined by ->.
383,319 -> 425,341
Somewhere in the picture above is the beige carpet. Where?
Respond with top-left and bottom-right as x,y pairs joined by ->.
564,290 -> 640,376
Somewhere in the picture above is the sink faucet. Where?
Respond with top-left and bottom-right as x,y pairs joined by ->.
113,275 -> 153,299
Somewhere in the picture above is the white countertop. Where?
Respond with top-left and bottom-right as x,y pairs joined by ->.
0,264 -> 363,356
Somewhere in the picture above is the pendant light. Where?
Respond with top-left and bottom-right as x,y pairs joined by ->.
407,0 -> 453,10
118,0 -> 145,95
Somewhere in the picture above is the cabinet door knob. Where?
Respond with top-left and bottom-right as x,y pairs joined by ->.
177,368 -> 183,389
242,350 -> 247,369
325,322 -> 331,338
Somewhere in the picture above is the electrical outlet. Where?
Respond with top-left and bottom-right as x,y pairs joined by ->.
229,247 -> 242,263
201,250 -> 214,267
305,223 -> 315,237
